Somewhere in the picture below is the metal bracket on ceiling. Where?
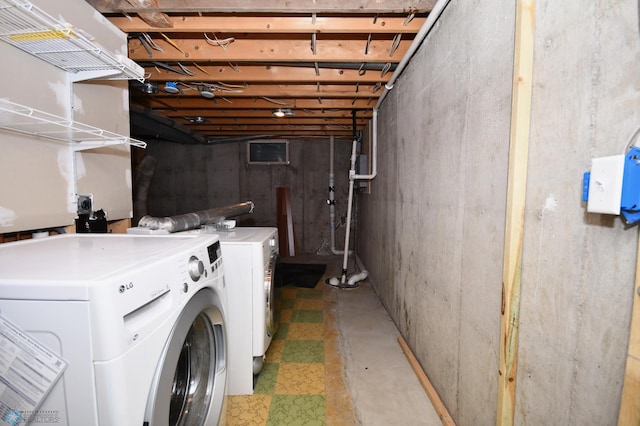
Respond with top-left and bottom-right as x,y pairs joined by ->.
312,12 -> 317,24
373,82 -> 382,93
381,62 -> 392,78
229,63 -> 240,72
358,63 -> 366,76
314,62 -> 320,76
311,33 -> 317,55
403,12 -> 416,26
194,63 -> 210,75
389,34 -> 402,57
317,97 -> 323,105
364,33 -> 372,55
355,82 -> 359,93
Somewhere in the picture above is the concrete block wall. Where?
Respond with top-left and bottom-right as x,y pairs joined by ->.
144,138 -> 352,254
356,0 -> 640,424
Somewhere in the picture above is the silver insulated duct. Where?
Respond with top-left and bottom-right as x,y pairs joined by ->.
137,201 -> 255,233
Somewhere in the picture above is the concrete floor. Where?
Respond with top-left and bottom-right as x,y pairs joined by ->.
322,255 -> 442,425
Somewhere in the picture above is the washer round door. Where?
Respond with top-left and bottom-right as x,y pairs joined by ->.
145,289 -> 226,426
265,252 -> 280,337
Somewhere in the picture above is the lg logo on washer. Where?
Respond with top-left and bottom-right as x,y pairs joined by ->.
119,282 -> 134,293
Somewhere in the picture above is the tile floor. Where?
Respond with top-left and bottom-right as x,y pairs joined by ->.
224,255 -> 441,426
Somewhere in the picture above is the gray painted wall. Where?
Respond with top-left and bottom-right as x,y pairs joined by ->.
143,138 -> 352,254
357,1 -> 640,425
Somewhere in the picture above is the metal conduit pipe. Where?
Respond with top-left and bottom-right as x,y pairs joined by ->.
137,201 -> 255,233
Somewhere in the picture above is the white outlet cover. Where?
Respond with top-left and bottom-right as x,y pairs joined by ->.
587,154 -> 625,215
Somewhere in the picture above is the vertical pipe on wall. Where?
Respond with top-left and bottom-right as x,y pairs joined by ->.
328,0 -> 452,287
328,135 -> 348,255
329,135 -> 336,251
354,0 -> 452,182
496,1 -> 535,425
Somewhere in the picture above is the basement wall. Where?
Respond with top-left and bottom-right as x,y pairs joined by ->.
144,138 -> 352,253
516,1 -> 639,424
357,0 -> 639,425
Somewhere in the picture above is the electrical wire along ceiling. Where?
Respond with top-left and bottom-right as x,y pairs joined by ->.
87,0 -> 437,142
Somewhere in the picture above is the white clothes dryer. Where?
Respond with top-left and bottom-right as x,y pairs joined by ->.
0,233 -> 228,426
212,227 -> 280,395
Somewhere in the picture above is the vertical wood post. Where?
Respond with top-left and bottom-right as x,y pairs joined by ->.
497,1 -> 535,425
618,230 -> 640,425
276,186 -> 296,257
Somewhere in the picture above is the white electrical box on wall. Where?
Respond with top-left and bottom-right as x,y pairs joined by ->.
586,154 -> 625,214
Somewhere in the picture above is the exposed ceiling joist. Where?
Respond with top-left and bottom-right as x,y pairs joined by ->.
109,15 -> 426,34
91,0 -> 434,140
128,38 -> 413,62
164,109 -> 372,119
142,65 -> 393,83
88,0 -> 437,14
134,97 -> 379,110
145,84 -> 383,98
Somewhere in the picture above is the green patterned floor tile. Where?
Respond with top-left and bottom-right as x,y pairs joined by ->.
296,289 -> 323,299
266,395 -> 325,426
254,363 -> 279,394
290,310 -> 323,323
274,322 -> 289,340
281,340 -> 324,363
281,298 -> 295,309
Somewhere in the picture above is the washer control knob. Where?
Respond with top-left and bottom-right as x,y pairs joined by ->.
188,256 -> 205,281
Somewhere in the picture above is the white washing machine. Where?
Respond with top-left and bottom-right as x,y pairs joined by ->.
0,233 -> 228,426
214,227 -> 280,395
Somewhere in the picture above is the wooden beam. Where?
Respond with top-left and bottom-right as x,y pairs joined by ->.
133,97 -> 378,110
87,0 -> 437,14
205,130 -> 353,137
187,124 -> 356,132
161,108 -> 372,119
109,15 -> 426,34
136,84 -> 384,98
398,336 -> 456,426
177,118 -> 366,126
128,37 -> 412,62
143,65 -> 392,83
496,1 -> 535,425
618,230 -> 640,425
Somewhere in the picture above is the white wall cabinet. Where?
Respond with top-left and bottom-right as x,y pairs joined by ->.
0,0 -> 143,233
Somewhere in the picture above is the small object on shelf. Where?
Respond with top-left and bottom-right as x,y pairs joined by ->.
0,0 -> 144,82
